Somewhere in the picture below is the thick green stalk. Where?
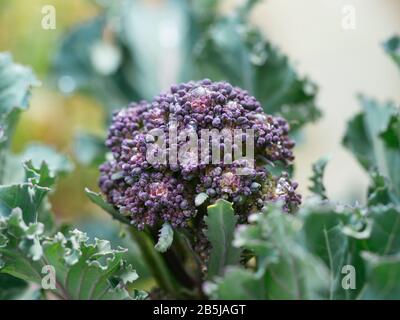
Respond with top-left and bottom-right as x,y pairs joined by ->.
129,228 -> 184,298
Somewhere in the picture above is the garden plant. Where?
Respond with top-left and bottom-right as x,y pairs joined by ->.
0,0 -> 399,300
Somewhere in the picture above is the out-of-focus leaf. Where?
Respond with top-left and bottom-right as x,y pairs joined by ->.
380,114 -> 400,149
384,35 -> 400,70
0,145 -> 72,234
0,53 -> 38,185
367,170 -> 396,206
206,197 -> 400,300
2,143 -> 73,186
51,15 -> 143,115
0,52 -> 38,125
154,222 -> 174,253
204,267 -> 265,300
0,157 -> 73,232
309,156 -> 329,199
0,209 -> 144,300
187,13 -> 320,130
0,273 -> 29,300
364,205 -> 400,255
343,112 -> 374,170
0,162 -> 51,224
239,205 -> 329,299
359,252 -> 400,299
211,204 -> 329,299
300,203 -> 365,300
74,132 -> 107,166
343,96 -> 400,203
205,199 -> 240,279
85,188 -> 130,224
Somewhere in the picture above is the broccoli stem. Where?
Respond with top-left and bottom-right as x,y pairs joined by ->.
129,228 -> 186,298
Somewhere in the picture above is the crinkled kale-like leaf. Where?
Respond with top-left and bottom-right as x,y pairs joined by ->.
0,209 -> 144,300
85,188 -> 130,224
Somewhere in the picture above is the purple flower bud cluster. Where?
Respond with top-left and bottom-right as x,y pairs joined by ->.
100,160 -> 195,229
99,79 -> 301,230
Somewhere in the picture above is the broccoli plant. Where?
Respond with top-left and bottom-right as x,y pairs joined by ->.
83,79 -> 301,298
1,0 -> 400,300
85,34 -> 399,300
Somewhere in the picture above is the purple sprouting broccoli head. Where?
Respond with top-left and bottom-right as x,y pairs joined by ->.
99,79 -> 301,230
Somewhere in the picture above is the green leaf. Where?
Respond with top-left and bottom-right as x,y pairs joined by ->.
0,165 -> 50,224
0,155 -> 74,235
209,204 -> 330,299
154,222 -> 173,253
234,205 -> 329,299
300,203 -> 364,299
0,209 -> 145,300
204,267 -> 265,300
73,132 -> 107,166
359,252 -> 400,299
75,217 -> 152,287
205,199 -> 241,279
1,143 -> 73,186
85,188 -> 130,224
367,170 -> 396,206
309,156 -> 330,199
207,198 -> 400,300
383,35 -> 400,70
380,114 -> 400,149
343,96 -> 400,203
0,53 -> 36,155
364,205 -> 400,255
0,53 -> 38,185
343,96 -> 395,170
0,273 -> 29,300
